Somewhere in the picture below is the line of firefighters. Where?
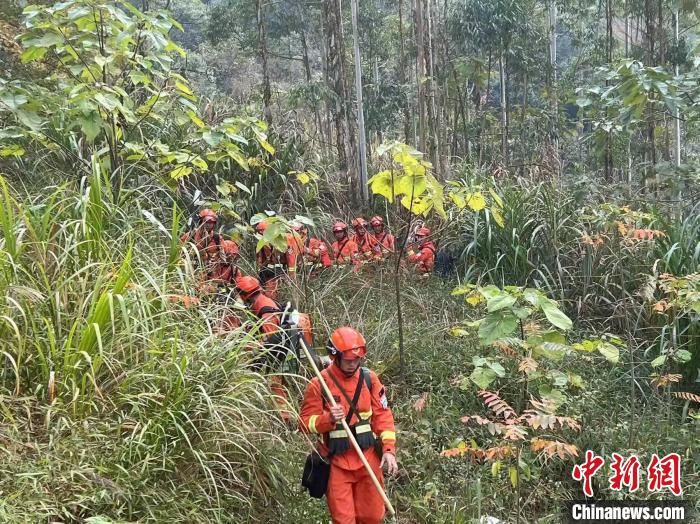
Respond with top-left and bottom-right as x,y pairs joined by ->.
181,208 -> 437,301
179,208 -> 418,523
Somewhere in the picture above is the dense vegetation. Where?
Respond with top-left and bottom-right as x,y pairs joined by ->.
0,0 -> 698,522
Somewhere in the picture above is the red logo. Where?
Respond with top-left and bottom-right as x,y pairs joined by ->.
572,452 -> 683,497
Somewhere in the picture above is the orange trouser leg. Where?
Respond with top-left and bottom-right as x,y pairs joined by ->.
354,451 -> 385,524
327,464 -> 356,524
327,453 -> 385,524
268,375 -> 290,422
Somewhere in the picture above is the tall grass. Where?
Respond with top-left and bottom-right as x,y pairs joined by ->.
0,171 -> 289,522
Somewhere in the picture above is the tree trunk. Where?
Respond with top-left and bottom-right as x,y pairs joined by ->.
398,0 -> 411,143
549,0 -> 560,180
256,0 -> 272,124
298,4 -> 324,156
499,51 -> 507,162
415,0 -> 427,153
673,10 -> 681,168
350,0 -> 369,204
324,0 -> 357,196
478,49 -> 492,166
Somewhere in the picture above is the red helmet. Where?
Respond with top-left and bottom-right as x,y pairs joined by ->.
351,217 -> 368,229
198,209 -> 217,223
332,221 -> 348,233
235,276 -> 262,300
221,239 -> 239,257
370,216 -> 384,227
255,220 -> 268,233
327,326 -> 367,360
416,227 -> 431,236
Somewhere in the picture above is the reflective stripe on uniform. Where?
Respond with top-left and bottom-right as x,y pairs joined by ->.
355,424 -> 373,434
359,410 -> 372,419
308,415 -> 319,433
380,430 -> 396,441
266,264 -> 284,269
330,429 -> 347,438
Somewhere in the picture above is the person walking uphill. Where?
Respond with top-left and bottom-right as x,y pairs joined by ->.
300,327 -> 399,524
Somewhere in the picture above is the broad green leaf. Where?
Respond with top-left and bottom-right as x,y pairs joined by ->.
486,293 -> 517,313
466,191 -> 486,211
491,207 -> 505,227
478,312 -> 518,346
534,343 -> 567,361
470,366 -> 497,389
488,188 -> 504,208
257,137 -> 275,155
16,110 -> 43,130
487,361 -> 506,377
538,385 -> 567,407
491,460 -> 502,477
674,349 -> 692,363
188,110 -> 205,129
598,343 -> 620,363
368,170 -> 394,201
539,298 -> 573,331
650,355 -> 666,368
395,173 -> 426,197
548,370 -> 569,386
170,165 -> 192,179
0,145 -> 25,157
78,113 -> 102,142
450,327 -> 470,337
509,466 -> 518,488
0,92 -> 28,110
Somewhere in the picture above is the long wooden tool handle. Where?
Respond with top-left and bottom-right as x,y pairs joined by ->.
298,337 -> 396,516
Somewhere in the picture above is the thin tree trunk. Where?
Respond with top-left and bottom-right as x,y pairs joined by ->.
478,49 -> 492,166
415,0 -> 426,152
673,10 -> 681,168
350,0 -> 369,204
257,0 -> 272,124
398,0 -> 411,143
298,4 -> 324,156
499,51 -> 507,162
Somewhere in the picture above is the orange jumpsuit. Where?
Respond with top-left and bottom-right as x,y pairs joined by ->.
369,231 -> 395,260
332,237 -> 360,267
256,244 -> 289,299
300,364 -> 396,524
248,292 -> 291,420
181,230 -> 220,263
352,232 -> 375,262
304,237 -> 332,268
407,240 -> 436,274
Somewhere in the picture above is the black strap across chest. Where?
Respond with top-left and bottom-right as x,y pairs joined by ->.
326,368 -> 371,425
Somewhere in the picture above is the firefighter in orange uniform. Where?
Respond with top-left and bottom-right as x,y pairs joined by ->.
180,208 -> 221,266
300,327 -> 398,524
351,217 -> 374,262
295,223 -> 332,270
368,216 -> 395,260
235,275 -> 292,421
207,239 -> 243,287
331,222 -> 360,267
255,220 -> 289,300
406,227 -> 436,274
